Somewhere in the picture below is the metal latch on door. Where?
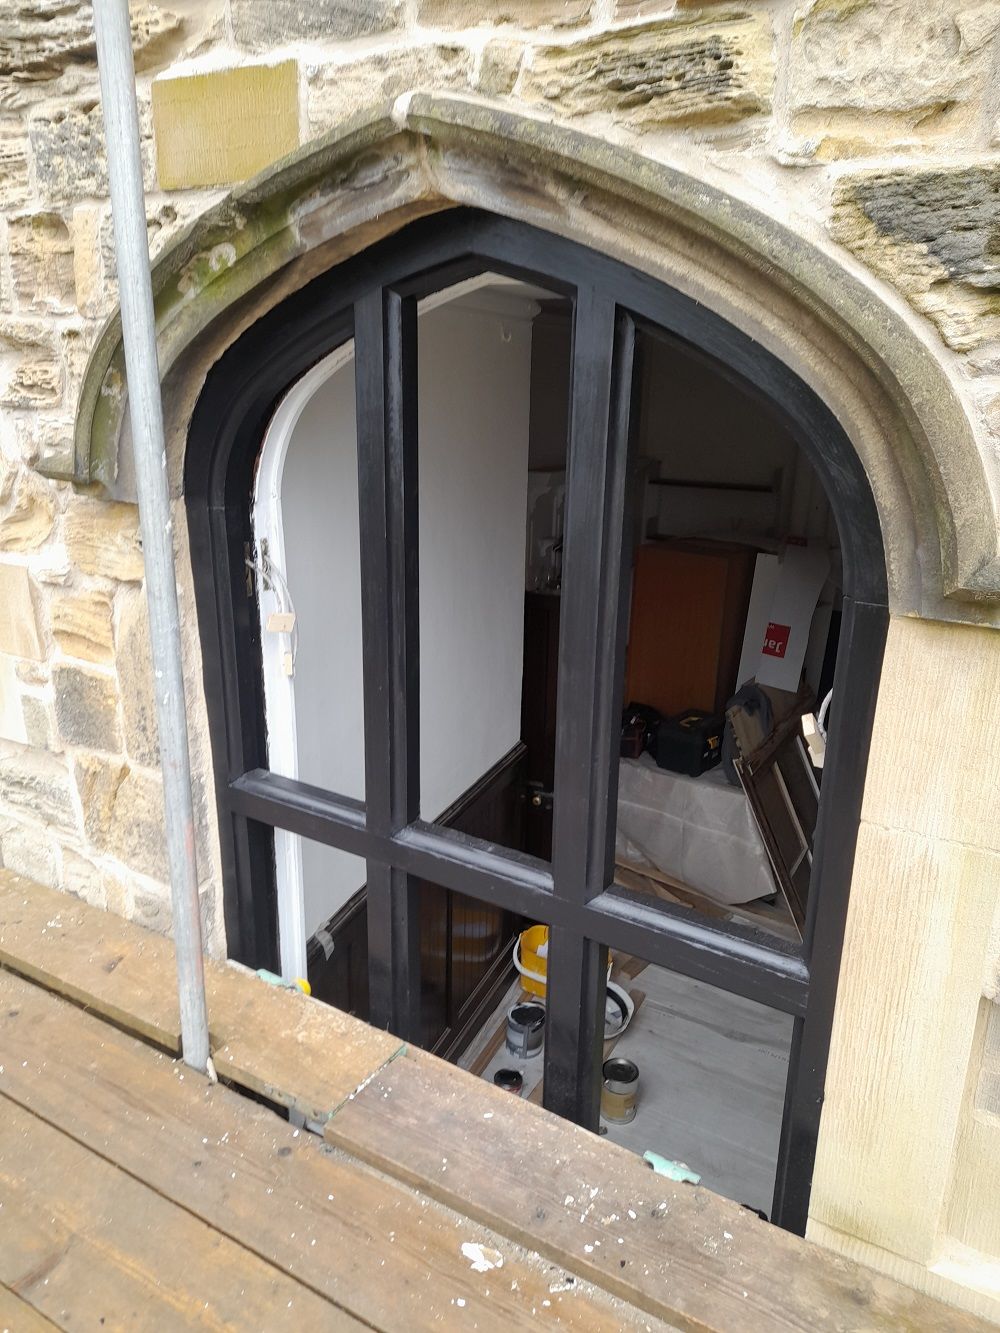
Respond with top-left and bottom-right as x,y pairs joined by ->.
525,780 -> 554,811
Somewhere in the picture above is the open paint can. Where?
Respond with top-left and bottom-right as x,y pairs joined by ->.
493,1068 -> 524,1095
506,1001 -> 546,1059
601,1057 -> 639,1123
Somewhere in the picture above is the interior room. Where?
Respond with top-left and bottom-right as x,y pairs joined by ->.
252,275 -> 840,1219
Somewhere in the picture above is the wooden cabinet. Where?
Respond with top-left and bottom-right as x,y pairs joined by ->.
624,539 -> 757,717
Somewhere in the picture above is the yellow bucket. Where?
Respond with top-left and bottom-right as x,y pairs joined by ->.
513,925 -> 615,999
513,924 -> 550,997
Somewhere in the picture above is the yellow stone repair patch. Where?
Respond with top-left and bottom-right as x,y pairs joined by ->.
152,60 -> 300,190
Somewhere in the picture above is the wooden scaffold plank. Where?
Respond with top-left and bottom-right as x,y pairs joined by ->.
0,871 -> 404,1124
326,1049 -> 997,1333
0,971 -> 662,1332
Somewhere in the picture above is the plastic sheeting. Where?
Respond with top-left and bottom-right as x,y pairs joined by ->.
615,755 -> 775,906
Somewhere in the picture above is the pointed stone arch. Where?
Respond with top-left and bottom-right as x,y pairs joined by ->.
66,93 -> 1000,620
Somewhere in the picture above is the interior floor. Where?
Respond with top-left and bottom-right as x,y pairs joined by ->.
459,960 -> 793,1219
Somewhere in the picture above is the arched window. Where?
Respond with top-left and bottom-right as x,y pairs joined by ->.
186,209 -> 888,1233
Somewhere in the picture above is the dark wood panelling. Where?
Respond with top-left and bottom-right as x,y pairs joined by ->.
308,745 -> 527,1059
521,591 -> 560,859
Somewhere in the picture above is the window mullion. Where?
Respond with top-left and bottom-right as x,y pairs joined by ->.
551,294 -> 636,905
355,285 -> 421,1038
544,288 -> 636,1127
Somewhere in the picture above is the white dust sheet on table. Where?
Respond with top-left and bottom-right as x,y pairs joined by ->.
615,755 -> 774,906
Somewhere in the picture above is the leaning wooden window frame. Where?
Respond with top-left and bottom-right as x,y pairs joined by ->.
185,210 -> 889,1236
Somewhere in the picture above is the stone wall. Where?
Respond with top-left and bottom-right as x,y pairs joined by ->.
0,3 -> 996,942
0,0 -> 999,1312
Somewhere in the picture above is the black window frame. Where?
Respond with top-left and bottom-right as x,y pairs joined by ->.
186,209 -> 889,1234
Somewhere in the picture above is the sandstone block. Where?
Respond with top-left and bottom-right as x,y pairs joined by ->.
61,846 -> 128,915
50,588 -> 114,663
0,563 -> 44,660
152,60 -> 300,190
20,694 -> 55,750
0,819 -> 59,888
115,588 -> 159,767
0,319 -> 61,407
14,660 -> 47,687
29,96 -> 155,203
231,0 -> 403,46
0,656 -> 27,745
620,0 -> 726,10
0,470 -> 56,552
477,39 -> 524,96
0,123 -> 31,209
616,1 -> 673,14
84,761 -> 168,882
832,164 -> 1000,352
130,880 -> 217,943
0,0 -> 184,86
418,0 -> 589,25
14,660 -> 46,687
29,100 -> 110,202
54,664 -> 122,752
15,414 -> 76,478
64,496 -> 144,582
74,752 -> 125,845
4,212 -> 75,315
789,0 -> 1000,153
859,618 -> 1000,853
307,44 -> 473,135
58,323 -> 91,403
0,746 -> 77,833
72,204 -> 109,319
521,11 -> 773,129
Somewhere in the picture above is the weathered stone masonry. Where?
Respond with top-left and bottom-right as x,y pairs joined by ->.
1,1 -> 1000,1313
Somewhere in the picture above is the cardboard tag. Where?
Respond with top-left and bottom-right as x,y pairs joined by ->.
267,611 -> 296,633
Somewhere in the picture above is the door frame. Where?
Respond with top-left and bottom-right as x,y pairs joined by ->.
185,207 -> 889,1234
250,342 -> 358,981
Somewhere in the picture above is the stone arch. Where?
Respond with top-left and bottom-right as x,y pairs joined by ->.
65,92 -> 1000,621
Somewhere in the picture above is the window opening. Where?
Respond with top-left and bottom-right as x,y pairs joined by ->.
607,325 -> 841,948
187,210 -> 888,1235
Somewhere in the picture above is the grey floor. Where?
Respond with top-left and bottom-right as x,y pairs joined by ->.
461,964 -> 792,1218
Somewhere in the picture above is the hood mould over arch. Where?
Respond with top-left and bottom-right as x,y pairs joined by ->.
65,93 -> 1000,623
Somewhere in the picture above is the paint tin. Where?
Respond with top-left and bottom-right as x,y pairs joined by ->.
506,1001 -> 546,1058
601,1057 -> 639,1123
493,1068 -> 524,1095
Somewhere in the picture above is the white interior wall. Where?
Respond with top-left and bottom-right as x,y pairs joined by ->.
529,314 -> 834,546
417,296 -> 533,821
268,286 -> 534,939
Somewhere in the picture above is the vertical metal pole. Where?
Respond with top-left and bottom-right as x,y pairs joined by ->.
93,0 -> 210,1072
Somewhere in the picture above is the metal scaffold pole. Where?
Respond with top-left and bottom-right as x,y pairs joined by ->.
92,0 -> 211,1072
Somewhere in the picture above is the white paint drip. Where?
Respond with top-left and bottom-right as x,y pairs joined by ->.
461,1242 -> 504,1273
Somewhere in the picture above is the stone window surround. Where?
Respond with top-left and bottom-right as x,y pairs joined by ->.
58,93 -> 1000,628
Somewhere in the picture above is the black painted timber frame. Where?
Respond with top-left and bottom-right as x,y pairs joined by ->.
185,209 -> 889,1235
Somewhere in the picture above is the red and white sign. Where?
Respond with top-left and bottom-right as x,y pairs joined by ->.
762,622 -> 790,658
737,547 -> 830,692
